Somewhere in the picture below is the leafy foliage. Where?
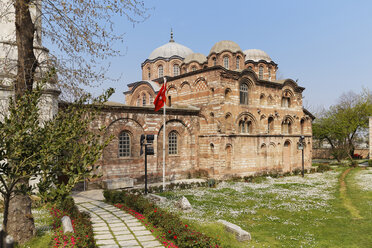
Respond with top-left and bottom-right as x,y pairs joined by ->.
313,89 -> 372,161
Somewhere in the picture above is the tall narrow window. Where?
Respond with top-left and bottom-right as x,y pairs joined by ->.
142,94 -> 146,106
149,95 -> 153,104
223,56 -> 229,69
191,66 -> 197,72
136,96 -> 140,106
168,96 -> 172,107
173,64 -> 180,76
212,57 -> 216,66
236,56 -> 240,70
118,131 -> 130,157
300,119 -> 305,134
240,121 -> 245,133
168,131 -> 178,155
281,97 -> 290,108
268,68 -> 271,80
259,66 -> 264,79
282,118 -> 292,134
240,83 -> 248,105
247,121 -> 252,133
158,65 -> 163,78
268,117 -> 274,133
147,67 -> 151,79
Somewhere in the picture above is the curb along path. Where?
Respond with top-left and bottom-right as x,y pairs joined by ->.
73,191 -> 163,248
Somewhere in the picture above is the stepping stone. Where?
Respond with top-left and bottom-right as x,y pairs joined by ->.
130,226 -> 146,231
132,230 -> 151,236
94,231 -> 112,235
95,234 -> 114,240
127,222 -> 143,228
111,226 -> 128,232
96,239 -> 117,245
109,223 -> 127,228
94,223 -> 108,227
113,230 -> 131,235
98,245 -> 119,248
94,226 -> 110,231
136,235 -> 155,242
118,240 -> 140,246
116,234 -> 135,241
141,241 -> 163,248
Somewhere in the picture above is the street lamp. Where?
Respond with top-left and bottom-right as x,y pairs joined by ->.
140,134 -> 155,194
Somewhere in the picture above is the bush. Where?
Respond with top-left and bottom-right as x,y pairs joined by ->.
50,197 -> 96,248
368,160 -> 372,167
316,164 -> 332,172
104,190 -> 221,248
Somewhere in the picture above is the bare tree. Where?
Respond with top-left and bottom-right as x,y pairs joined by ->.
0,0 -> 149,243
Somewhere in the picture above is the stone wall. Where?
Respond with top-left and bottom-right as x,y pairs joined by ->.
370,117 -> 372,158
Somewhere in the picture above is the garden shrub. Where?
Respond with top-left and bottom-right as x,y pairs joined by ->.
316,164 -> 332,172
104,190 -> 221,248
368,160 -> 372,167
50,196 -> 96,248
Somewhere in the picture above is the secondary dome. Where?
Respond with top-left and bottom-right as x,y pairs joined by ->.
183,53 -> 207,64
148,41 -> 193,60
210,40 -> 242,54
244,49 -> 272,62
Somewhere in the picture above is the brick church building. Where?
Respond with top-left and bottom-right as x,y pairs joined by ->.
94,33 -> 314,185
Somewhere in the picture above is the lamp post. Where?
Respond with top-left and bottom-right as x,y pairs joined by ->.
140,134 -> 155,194
298,135 -> 305,177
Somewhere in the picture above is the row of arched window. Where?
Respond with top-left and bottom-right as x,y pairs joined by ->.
151,64 -> 181,78
235,116 -> 306,135
118,131 -> 178,157
137,93 -> 154,106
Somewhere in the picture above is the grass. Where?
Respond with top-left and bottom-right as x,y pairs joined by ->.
157,167 -> 372,247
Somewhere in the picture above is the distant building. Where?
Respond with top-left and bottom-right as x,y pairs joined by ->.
93,32 -> 314,184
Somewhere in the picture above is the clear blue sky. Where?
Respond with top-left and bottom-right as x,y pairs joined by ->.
92,0 -> 372,110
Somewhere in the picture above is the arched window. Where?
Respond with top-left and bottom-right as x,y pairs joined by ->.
149,95 -> 153,104
212,57 -> 217,66
260,94 -> 265,105
282,118 -> 292,134
268,67 -> 271,80
268,117 -> 274,133
248,66 -> 252,70
118,131 -> 130,157
136,96 -> 140,106
223,56 -> 229,69
191,66 -> 197,72
246,121 -> 252,133
259,66 -> 264,79
168,131 -> 178,155
147,67 -> 151,79
281,97 -> 290,108
173,64 -> 180,76
142,94 -> 146,106
236,56 -> 240,70
158,65 -> 163,78
240,83 -> 248,105
239,120 -> 245,133
300,119 -> 305,134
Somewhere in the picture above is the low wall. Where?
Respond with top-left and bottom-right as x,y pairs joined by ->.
312,148 -> 369,159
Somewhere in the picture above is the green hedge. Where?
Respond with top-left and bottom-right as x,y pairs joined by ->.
104,190 -> 221,248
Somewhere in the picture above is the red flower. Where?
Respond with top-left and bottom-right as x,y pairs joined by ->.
185,224 -> 188,228
174,235 -> 177,239
168,230 -> 171,234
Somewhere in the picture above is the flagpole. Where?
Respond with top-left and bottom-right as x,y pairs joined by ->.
163,77 -> 166,191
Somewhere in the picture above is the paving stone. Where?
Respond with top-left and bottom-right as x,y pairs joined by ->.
96,239 -> 117,245
112,230 -> 131,235
94,226 -> 110,231
130,226 -> 147,231
126,222 -> 144,227
136,235 -> 156,242
109,223 -> 127,228
111,226 -> 129,232
98,245 -> 119,248
93,223 -> 108,227
115,234 -> 135,241
95,234 -> 114,240
118,240 -> 140,246
94,231 -> 112,235
132,230 -> 152,236
141,240 -> 163,248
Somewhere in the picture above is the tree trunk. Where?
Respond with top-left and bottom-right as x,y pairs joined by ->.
7,194 -> 36,244
8,0 -> 38,242
2,193 -> 10,233
14,0 -> 38,98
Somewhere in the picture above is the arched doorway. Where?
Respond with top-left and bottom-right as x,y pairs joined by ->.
283,140 -> 291,171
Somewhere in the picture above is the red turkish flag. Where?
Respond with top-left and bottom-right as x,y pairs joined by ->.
154,80 -> 167,111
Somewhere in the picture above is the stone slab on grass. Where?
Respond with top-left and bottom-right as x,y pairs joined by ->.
104,178 -> 134,189
218,219 -> 251,241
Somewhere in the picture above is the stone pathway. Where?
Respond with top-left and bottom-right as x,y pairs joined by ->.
73,191 -> 163,248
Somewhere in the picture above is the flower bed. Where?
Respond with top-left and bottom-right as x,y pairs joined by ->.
50,197 -> 95,248
104,190 -> 221,248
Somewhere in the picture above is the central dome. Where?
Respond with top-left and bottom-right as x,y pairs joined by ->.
210,40 -> 242,54
148,41 -> 193,60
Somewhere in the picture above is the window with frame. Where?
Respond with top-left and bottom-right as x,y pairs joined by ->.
142,94 -> 146,106
259,66 -> 264,79
168,131 -> 178,155
236,56 -> 240,70
147,67 -> 151,79
268,68 -> 271,80
212,57 -> 216,66
223,56 -> 229,69
240,83 -> 248,104
281,119 -> 292,134
118,131 -> 130,157
268,117 -> 274,133
158,65 -> 163,78
173,64 -> 180,76
191,66 -> 197,72
149,95 -> 153,104
281,97 -> 290,108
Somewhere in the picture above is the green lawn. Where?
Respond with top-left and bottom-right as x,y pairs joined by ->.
158,167 -> 372,248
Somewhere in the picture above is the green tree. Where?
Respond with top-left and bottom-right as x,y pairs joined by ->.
0,82 -> 113,241
313,89 -> 372,162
